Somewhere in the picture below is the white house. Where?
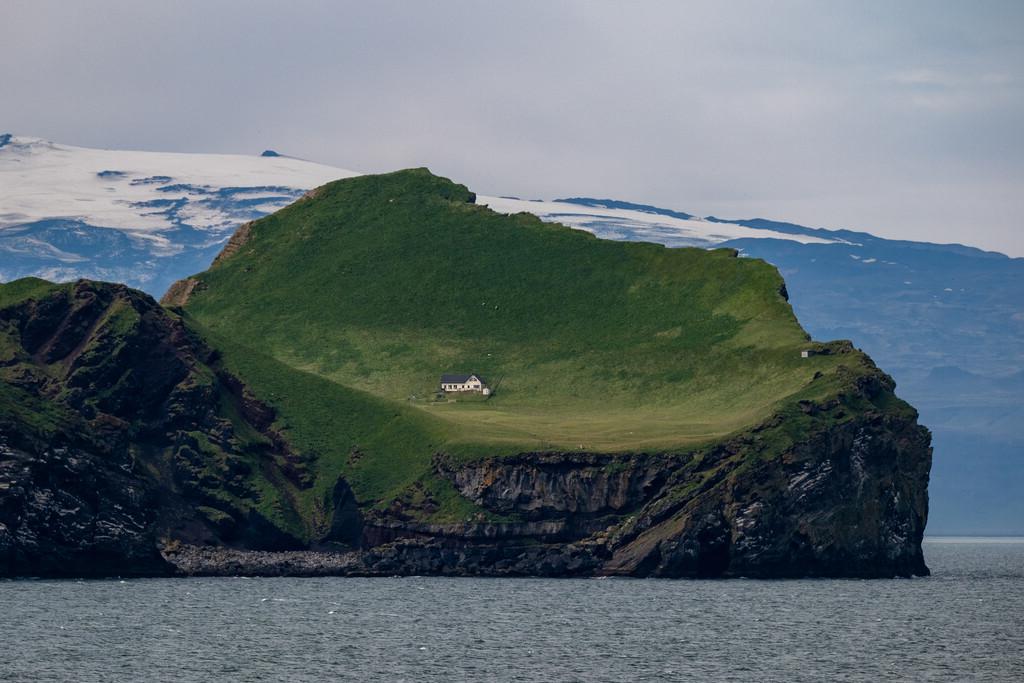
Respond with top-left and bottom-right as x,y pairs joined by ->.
440,373 -> 489,394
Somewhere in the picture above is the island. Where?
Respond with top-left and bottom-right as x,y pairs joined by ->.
0,169 -> 931,578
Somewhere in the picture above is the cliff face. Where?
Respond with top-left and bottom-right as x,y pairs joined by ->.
0,279 -> 931,579
0,280 -> 316,576
0,438 -> 170,577
600,408 -> 931,578
341,381 -> 930,579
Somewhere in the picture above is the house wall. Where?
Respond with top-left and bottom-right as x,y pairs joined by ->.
442,378 -> 484,392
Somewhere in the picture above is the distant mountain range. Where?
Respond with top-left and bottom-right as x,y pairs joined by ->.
1,134 -> 1021,534
0,135 -> 355,295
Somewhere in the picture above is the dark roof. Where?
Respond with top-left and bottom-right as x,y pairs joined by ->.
440,373 -> 484,384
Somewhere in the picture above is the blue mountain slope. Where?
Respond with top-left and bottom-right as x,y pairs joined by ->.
557,197 -> 695,220
0,193 -> 303,297
0,219 -> 230,297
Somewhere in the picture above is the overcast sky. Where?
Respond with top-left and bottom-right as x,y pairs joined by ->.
2,0 -> 1022,255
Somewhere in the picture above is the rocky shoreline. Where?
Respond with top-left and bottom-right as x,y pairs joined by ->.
162,544 -> 363,577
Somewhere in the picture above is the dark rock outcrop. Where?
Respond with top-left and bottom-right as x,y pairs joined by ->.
0,280 -> 315,576
600,409 -> 931,578
0,438 -> 172,577
439,452 -> 672,520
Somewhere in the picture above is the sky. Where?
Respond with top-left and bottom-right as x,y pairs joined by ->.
2,0 -> 1022,255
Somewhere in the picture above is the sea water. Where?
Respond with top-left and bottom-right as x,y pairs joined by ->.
1,539 -> 1022,682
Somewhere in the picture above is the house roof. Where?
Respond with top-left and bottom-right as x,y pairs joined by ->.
441,373 -> 484,384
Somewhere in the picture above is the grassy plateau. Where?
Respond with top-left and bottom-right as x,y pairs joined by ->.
169,169 -> 860,507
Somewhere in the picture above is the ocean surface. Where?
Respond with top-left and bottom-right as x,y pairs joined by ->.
2,539 -> 1022,682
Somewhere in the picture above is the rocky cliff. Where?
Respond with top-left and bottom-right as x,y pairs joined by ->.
0,279 -> 320,576
168,363 -> 929,579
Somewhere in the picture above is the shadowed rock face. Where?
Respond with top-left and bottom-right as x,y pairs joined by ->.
372,404 -> 930,579
0,281 -> 313,576
442,453 -> 672,520
3,281 -> 197,424
599,411 -> 931,578
0,439 -> 170,577
1,280 -> 931,579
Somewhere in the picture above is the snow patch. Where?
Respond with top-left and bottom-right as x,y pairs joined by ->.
0,136 -> 358,234
476,196 -> 841,247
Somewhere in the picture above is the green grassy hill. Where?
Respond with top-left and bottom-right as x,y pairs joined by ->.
0,170 -> 930,574
170,169 -> 862,508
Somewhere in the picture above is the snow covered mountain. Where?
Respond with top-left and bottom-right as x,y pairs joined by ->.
479,196 -> 846,248
1,134 -> 1022,534
0,134 -> 356,294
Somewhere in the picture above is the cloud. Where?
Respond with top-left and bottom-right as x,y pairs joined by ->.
884,65 -> 1019,112
1,0 -> 1022,255
886,68 -> 961,88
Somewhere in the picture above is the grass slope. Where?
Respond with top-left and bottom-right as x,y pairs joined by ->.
183,169 -> 844,464
195,324 -> 452,510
